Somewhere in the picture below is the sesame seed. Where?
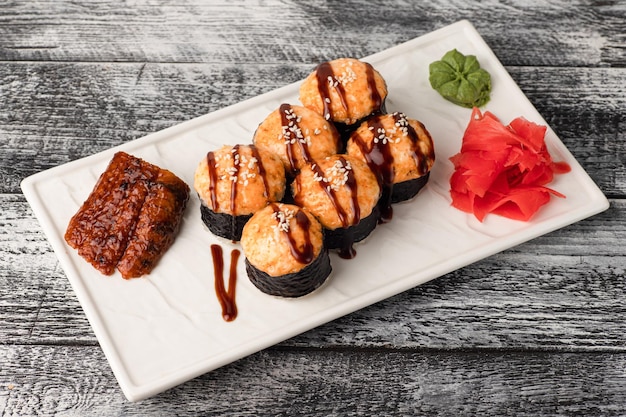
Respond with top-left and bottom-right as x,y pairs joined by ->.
281,113 -> 306,145
335,66 -> 357,85
271,207 -> 296,233
317,158 -> 353,191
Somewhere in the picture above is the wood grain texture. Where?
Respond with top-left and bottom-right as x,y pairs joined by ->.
2,0 -> 626,413
1,64 -> 624,194
0,0 -> 624,67
2,345 -> 626,416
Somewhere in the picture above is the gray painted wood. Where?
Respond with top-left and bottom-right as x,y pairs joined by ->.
1,64 -> 624,194
1,0 -> 625,414
3,345 -> 626,416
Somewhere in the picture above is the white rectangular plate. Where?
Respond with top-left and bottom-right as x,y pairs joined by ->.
21,20 -> 609,402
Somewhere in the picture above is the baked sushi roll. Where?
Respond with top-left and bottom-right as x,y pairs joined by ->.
194,144 -> 286,241
291,154 -> 381,259
253,103 -> 341,177
299,57 -> 387,140
241,203 -> 332,298
346,112 -> 435,222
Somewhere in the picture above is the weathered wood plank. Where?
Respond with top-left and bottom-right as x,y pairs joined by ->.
299,251 -> 626,351
0,0 -> 624,67
0,194 -> 94,344
2,0 -> 625,412
2,195 -> 625,350
2,344 -> 626,416
0,61 -> 307,194
1,63 -> 624,194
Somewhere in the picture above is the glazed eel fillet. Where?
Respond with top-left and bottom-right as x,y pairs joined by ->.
64,151 -> 190,279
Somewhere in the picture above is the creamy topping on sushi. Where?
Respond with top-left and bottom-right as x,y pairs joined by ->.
299,58 -> 387,125
194,144 -> 285,216
241,203 -> 323,276
279,104 -> 312,170
312,158 -> 354,192
208,144 -> 266,213
253,104 -> 340,174
269,203 -> 314,264
314,59 -> 382,123
347,112 -> 435,221
310,156 -> 358,227
280,105 -> 309,146
368,112 -> 411,145
293,154 -> 380,231
271,205 -> 297,233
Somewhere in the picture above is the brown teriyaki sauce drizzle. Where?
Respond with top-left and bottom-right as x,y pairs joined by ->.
352,112 -> 428,224
303,156 -> 359,259
365,62 -> 383,114
250,145 -> 270,200
314,60 -> 384,143
205,150 -> 219,211
309,60 -> 386,255
205,145 -> 270,241
314,61 -> 382,119
315,62 -> 345,122
279,103 -> 313,172
269,203 -> 314,264
211,244 -> 240,322
228,144 -> 241,216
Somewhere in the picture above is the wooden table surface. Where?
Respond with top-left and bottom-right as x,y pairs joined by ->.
1,0 -> 625,415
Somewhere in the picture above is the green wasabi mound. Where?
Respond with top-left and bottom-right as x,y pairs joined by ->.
428,49 -> 491,108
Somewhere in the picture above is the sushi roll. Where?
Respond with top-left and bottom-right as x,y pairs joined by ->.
299,57 -> 388,141
291,154 -> 381,259
346,111 -> 435,222
253,103 -> 341,177
194,144 -> 286,241
241,203 -> 332,298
